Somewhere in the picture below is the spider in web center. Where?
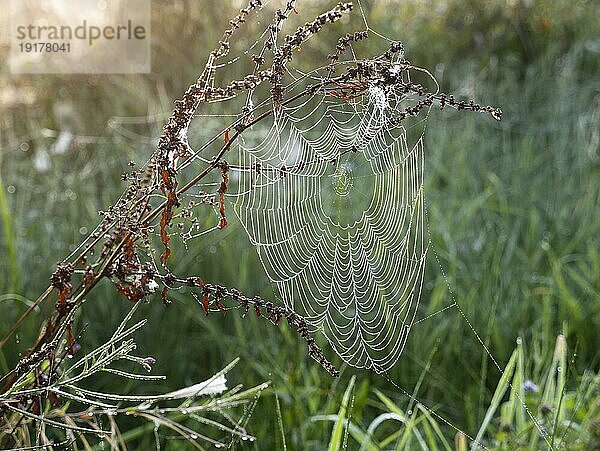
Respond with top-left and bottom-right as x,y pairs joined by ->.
320,151 -> 375,230
331,160 -> 354,197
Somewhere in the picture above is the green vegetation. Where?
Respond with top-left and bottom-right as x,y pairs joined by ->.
1,1 -> 598,448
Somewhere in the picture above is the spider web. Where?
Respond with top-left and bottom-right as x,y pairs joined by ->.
228,80 -> 428,373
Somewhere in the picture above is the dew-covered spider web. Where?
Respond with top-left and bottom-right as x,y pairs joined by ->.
229,80 -> 427,373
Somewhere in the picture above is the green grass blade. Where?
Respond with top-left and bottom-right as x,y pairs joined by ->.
418,413 -> 439,451
374,389 -> 406,418
312,415 -> 377,451
473,346 -> 518,449
550,334 -> 568,447
0,174 -> 18,293
396,408 -> 427,451
501,337 -> 526,434
275,392 -> 287,451
416,404 -> 453,451
328,375 -> 355,451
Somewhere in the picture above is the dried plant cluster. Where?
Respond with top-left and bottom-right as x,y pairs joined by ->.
0,1 -> 500,447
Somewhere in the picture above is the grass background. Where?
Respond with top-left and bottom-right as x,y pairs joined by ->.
1,0 -> 599,449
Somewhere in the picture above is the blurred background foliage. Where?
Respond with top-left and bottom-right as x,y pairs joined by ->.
0,0 -> 599,448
